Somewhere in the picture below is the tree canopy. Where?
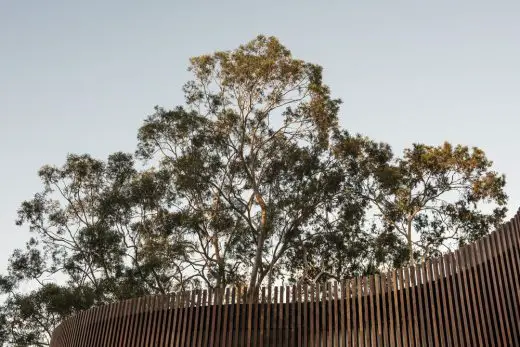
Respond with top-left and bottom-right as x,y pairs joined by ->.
0,35 -> 508,346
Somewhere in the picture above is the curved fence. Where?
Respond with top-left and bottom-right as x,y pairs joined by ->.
50,210 -> 520,346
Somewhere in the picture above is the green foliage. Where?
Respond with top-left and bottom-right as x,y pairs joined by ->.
334,134 -> 507,264
137,35 -> 347,291
0,36 -> 508,345
1,153 -> 191,345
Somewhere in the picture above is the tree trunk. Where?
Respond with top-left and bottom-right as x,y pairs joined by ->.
407,218 -> 414,264
248,192 -> 268,295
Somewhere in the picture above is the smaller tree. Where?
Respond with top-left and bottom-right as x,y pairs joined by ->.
335,135 -> 507,265
0,152 -> 192,345
0,278 -> 94,346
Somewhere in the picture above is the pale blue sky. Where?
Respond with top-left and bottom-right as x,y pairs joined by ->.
1,0 -> 519,275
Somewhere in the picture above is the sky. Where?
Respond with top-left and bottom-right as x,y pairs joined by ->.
1,0 -> 519,277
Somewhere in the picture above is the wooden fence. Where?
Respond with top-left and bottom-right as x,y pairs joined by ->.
50,210 -> 520,346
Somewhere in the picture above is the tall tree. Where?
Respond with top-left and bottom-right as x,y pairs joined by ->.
137,35 -> 353,291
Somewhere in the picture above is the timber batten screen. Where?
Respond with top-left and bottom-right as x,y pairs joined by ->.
50,210 -> 520,346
